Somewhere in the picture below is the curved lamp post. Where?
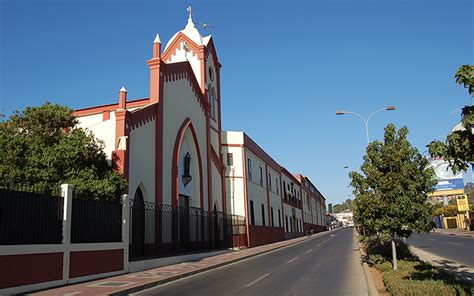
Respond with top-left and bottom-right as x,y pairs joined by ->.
336,106 -> 396,144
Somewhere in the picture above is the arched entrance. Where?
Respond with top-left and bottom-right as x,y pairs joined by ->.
131,186 -> 145,259
213,203 -> 220,249
171,118 -> 204,252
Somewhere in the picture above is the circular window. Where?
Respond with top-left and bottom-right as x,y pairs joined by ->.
208,66 -> 214,81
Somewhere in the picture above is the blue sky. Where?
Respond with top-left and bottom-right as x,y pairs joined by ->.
1,0 -> 473,205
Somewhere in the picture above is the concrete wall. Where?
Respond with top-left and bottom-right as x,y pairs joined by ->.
129,119 -> 156,203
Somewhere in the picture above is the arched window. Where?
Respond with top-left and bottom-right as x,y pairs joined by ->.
208,86 -> 216,119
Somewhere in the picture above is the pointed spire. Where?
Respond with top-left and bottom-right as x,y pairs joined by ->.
185,5 -> 195,29
153,33 -> 161,44
119,86 -> 127,109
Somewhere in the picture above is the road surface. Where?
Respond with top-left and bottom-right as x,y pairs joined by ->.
408,232 -> 474,268
135,228 -> 369,296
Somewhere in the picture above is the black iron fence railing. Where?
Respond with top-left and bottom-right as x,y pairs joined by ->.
71,198 -> 122,243
129,200 -> 246,261
0,188 -> 63,245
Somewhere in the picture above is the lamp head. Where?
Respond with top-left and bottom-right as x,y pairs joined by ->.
336,110 -> 345,115
386,106 -> 396,111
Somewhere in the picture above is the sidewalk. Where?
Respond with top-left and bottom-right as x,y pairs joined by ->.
31,231 -> 332,296
411,246 -> 474,285
433,228 -> 474,238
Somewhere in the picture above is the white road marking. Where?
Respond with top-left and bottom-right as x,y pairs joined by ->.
245,273 -> 270,287
427,238 -> 435,241
316,244 -> 321,247
330,235 -> 334,237
287,257 -> 298,264
305,249 -> 312,253
448,242 -> 462,246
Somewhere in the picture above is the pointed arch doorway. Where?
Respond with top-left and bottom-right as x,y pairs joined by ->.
131,186 -> 145,259
171,118 -> 204,252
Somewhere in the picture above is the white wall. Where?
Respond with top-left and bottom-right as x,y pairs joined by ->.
128,118 -> 156,203
267,167 -> 282,228
162,76 -> 209,210
245,149 -> 268,227
211,161 -> 222,212
76,112 -> 116,162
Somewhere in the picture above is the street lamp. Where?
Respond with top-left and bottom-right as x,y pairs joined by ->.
336,106 -> 396,144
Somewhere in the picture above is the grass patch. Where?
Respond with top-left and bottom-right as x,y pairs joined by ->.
360,235 -> 473,296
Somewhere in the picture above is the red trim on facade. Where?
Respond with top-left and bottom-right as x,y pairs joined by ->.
279,172 -> 285,230
281,167 -> 301,187
210,125 -> 220,133
162,62 -> 208,113
222,143 -> 243,147
0,253 -> 63,289
102,110 -> 110,121
73,98 -> 150,117
162,32 -> 201,63
129,103 -> 158,129
69,249 -> 123,279
113,110 -> 131,183
242,147 -> 250,247
153,54 -> 164,243
210,146 -> 224,173
265,164 -> 271,226
243,133 -> 281,173
206,108 -> 213,211
205,38 -> 220,70
148,56 -> 163,104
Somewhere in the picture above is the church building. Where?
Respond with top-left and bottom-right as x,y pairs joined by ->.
73,8 -> 326,258
75,9 -> 224,216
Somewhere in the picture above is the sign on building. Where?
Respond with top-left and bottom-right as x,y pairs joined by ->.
427,158 -> 464,197
456,195 -> 469,212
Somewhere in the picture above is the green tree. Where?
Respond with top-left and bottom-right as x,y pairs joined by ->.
432,205 -> 458,217
333,199 -> 354,213
428,65 -> 473,173
0,103 -> 127,200
350,124 -> 436,270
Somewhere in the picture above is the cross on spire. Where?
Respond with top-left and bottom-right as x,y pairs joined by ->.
187,6 -> 193,20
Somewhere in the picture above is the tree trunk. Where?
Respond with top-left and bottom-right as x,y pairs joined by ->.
391,236 -> 398,270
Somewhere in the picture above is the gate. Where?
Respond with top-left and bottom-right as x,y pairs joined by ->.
129,200 -> 245,261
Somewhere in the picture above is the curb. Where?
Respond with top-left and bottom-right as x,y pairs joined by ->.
354,232 -> 379,296
112,231 -> 331,295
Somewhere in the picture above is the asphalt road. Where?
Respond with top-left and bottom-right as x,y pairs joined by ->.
408,232 -> 474,268
135,228 -> 368,296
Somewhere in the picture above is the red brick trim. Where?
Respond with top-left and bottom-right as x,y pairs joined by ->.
128,104 -> 158,130
162,32 -> 201,63
242,147 -> 250,247
73,98 -> 150,117
162,62 -> 209,113
243,133 -> 280,173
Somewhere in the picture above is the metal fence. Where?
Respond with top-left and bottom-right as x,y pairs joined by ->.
71,198 -> 122,243
129,200 -> 246,261
0,188 -> 63,245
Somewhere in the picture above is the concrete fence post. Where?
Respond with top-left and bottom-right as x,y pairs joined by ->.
61,184 -> 74,282
121,194 -> 130,272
